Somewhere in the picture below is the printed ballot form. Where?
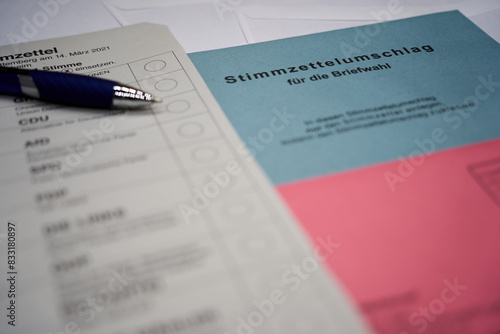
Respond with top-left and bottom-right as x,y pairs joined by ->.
0,24 -> 371,333
189,11 -> 500,334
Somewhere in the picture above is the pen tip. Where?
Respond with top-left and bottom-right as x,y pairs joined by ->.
153,97 -> 162,103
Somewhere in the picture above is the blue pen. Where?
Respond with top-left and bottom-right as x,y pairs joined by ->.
0,65 -> 161,109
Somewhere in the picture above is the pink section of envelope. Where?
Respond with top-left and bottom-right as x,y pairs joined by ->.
278,138 -> 500,334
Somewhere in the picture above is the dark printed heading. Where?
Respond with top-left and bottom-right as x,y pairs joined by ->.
0,47 -> 58,62
224,45 -> 434,84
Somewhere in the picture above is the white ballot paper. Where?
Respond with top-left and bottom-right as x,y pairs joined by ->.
0,24 -> 370,334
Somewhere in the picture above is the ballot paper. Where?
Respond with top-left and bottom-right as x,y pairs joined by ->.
189,11 -> 500,333
0,24 -> 371,333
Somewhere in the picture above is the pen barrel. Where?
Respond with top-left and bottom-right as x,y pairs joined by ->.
0,71 -> 23,95
29,70 -> 116,108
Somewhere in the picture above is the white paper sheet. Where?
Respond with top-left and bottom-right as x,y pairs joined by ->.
0,0 -> 120,47
104,0 -> 500,51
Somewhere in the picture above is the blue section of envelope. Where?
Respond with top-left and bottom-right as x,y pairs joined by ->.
189,11 -> 500,184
